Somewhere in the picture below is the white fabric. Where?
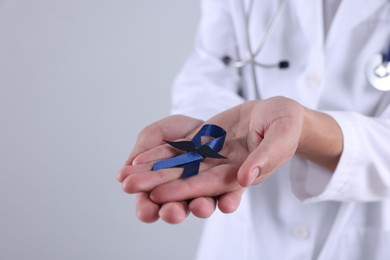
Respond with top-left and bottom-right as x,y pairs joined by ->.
323,0 -> 342,37
170,0 -> 390,259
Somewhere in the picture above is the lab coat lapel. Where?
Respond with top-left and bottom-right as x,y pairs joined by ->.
294,0 -> 324,49
326,0 -> 388,48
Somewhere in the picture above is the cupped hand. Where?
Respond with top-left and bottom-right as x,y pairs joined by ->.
118,114 -> 245,223
121,97 -> 309,222
117,115 -> 204,223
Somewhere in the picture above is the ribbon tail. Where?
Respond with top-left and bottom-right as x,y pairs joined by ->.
164,140 -> 195,151
153,152 -> 202,171
181,160 -> 201,179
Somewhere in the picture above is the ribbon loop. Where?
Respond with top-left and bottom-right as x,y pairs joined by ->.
152,124 -> 227,178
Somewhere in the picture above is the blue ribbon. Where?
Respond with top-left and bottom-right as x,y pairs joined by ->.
152,124 -> 227,178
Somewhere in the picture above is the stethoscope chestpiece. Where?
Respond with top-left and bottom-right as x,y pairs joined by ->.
366,54 -> 390,91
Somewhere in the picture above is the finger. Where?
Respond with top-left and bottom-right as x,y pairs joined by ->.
126,115 -> 203,166
217,188 -> 245,214
158,201 -> 189,224
135,192 -> 160,223
121,158 -> 218,194
150,164 -> 241,204
188,197 -> 216,218
117,163 -> 153,183
122,167 -> 182,194
132,141 -> 185,165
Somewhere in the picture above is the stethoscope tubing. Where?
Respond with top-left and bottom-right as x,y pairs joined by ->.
231,0 -> 288,69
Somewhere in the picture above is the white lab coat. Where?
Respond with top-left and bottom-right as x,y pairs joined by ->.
171,0 -> 390,259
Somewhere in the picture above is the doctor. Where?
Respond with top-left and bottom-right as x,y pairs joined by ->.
118,0 -> 390,259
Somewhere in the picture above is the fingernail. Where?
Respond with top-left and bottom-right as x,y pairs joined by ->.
248,167 -> 260,185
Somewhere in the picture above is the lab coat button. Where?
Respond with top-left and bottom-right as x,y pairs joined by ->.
292,225 -> 310,240
307,72 -> 322,87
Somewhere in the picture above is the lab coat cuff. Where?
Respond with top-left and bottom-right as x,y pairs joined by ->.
290,111 -> 358,202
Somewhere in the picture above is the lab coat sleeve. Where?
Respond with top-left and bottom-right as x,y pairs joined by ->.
170,0 -> 244,120
290,107 -> 390,202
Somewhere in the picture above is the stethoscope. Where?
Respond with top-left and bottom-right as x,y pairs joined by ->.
366,50 -> 390,91
221,0 -> 289,99
218,0 -> 390,95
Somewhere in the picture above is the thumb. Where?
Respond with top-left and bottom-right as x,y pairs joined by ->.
237,143 -> 271,187
237,127 -> 298,187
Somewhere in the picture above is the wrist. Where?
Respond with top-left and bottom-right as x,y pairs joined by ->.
297,108 -> 343,171
297,107 -> 313,154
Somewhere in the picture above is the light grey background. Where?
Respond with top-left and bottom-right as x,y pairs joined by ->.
0,1 -> 203,259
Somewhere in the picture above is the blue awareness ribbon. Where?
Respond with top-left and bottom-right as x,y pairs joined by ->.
152,124 -> 227,178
